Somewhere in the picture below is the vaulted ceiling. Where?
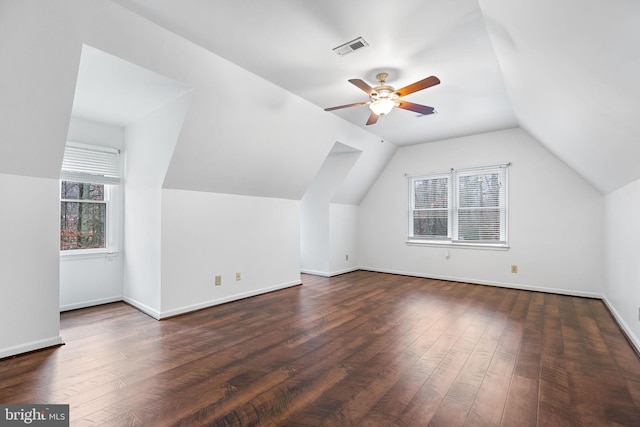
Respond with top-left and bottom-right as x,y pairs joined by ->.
105,0 -> 640,194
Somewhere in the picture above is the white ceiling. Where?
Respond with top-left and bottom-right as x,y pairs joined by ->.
107,0 -> 517,146
73,45 -> 192,126
99,0 -> 640,194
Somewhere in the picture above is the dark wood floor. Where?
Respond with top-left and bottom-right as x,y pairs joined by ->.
1,271 -> 640,426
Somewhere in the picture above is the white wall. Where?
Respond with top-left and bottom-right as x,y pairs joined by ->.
360,128 -> 605,296
300,149 -> 361,276
123,92 -> 192,318
329,203 -> 359,275
60,117 -> 125,311
605,180 -> 640,351
67,117 -> 124,149
160,190 -> 301,318
0,174 -> 62,358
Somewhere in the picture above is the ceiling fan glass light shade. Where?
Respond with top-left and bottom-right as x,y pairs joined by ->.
370,99 -> 396,115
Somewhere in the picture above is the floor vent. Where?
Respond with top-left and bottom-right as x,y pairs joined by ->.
332,37 -> 369,56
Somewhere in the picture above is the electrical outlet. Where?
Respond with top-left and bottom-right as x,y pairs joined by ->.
215,275 -> 222,286
638,307 -> 640,322
345,254 -> 349,261
511,265 -> 518,274
236,272 -> 241,281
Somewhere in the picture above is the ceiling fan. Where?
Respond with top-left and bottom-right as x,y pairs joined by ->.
324,72 -> 440,125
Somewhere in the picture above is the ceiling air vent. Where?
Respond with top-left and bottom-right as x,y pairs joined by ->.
332,37 -> 369,56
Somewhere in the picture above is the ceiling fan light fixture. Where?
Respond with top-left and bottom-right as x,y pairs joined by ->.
370,98 -> 396,116
324,72 -> 440,124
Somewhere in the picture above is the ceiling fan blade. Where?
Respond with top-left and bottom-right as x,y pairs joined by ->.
349,79 -> 374,95
396,101 -> 435,115
366,111 -> 379,125
324,101 -> 369,111
395,76 -> 440,97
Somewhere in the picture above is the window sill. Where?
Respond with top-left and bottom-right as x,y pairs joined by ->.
60,250 -> 120,260
406,240 -> 509,250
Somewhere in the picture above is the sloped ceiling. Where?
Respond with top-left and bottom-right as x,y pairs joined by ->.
480,0 -> 640,194
72,45 -> 192,127
0,0 -> 397,202
109,0 -> 640,194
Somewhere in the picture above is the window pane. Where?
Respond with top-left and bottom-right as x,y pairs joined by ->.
413,210 -> 448,238
414,177 -> 448,209
458,173 -> 501,208
61,181 -> 104,201
457,208 -> 501,241
60,201 -> 106,250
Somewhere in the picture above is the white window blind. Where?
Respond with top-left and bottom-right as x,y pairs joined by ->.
454,166 -> 507,244
61,142 -> 120,184
410,174 -> 450,239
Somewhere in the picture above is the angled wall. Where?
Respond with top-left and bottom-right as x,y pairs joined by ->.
301,146 -> 361,276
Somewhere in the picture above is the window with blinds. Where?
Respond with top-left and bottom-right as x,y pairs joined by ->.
60,143 -> 121,252
408,164 -> 508,247
410,174 -> 450,239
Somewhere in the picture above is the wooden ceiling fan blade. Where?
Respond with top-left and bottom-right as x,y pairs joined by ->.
395,76 -> 440,97
324,101 -> 369,111
396,101 -> 435,115
366,111 -> 379,125
349,79 -> 374,95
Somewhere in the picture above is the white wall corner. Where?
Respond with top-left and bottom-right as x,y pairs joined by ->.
122,297 -> 162,320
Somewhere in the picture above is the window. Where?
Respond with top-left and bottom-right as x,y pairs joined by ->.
60,181 -> 107,250
60,143 -> 120,253
408,164 -> 508,247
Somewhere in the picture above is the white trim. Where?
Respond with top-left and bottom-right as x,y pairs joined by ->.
60,295 -> 122,312
601,297 -> 640,356
406,240 -> 509,250
156,280 -> 302,319
0,336 -> 64,359
66,140 -> 119,153
122,297 -> 162,320
301,267 -> 360,277
300,269 -> 331,277
60,249 -> 119,259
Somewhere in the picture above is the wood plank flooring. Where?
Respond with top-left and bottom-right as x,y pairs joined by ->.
1,271 -> 640,426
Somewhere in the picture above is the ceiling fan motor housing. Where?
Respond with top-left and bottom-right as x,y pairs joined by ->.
369,73 -> 399,115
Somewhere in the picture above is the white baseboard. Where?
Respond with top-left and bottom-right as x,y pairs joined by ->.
60,295 -> 122,312
0,336 -> 64,360
122,296 -> 162,320
157,279 -> 302,319
300,269 -> 330,277
602,297 -> 640,355
300,267 -> 359,277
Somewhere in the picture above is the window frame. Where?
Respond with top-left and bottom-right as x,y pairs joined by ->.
59,142 -> 121,256
407,164 -> 509,249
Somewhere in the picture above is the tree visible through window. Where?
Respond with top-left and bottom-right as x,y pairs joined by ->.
60,181 -> 107,250
412,175 -> 449,239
